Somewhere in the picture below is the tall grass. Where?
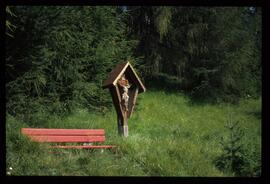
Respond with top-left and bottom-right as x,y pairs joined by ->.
6,91 -> 261,176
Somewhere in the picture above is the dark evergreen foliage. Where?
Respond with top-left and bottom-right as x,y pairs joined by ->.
125,7 -> 261,103
6,6 -> 261,118
6,6 -> 138,118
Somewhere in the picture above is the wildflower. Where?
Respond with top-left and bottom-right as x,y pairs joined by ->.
9,167 -> 12,170
7,171 -> 11,175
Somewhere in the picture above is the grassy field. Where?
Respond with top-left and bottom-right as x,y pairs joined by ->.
6,90 -> 261,176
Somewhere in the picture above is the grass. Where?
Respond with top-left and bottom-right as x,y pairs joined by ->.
6,90 -> 261,176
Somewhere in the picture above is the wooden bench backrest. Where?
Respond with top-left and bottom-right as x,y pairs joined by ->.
21,128 -> 106,143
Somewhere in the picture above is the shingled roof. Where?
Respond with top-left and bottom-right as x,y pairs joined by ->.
102,62 -> 146,93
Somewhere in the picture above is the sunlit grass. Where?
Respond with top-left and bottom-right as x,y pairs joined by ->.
6,90 -> 261,176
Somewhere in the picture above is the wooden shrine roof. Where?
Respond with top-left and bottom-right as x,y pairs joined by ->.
102,62 -> 146,93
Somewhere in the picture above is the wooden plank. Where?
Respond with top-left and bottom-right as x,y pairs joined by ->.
21,128 -> 105,136
109,85 -> 124,118
27,135 -> 105,143
125,65 -> 146,93
102,62 -> 146,93
127,87 -> 138,118
102,62 -> 129,88
49,145 -> 116,149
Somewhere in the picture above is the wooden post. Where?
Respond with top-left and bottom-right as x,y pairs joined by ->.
123,111 -> 128,137
127,87 -> 139,118
117,111 -> 128,137
117,116 -> 123,136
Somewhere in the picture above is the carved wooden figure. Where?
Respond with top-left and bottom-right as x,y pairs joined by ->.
102,62 -> 146,137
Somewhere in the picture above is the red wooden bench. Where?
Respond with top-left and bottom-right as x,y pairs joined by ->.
21,128 -> 116,149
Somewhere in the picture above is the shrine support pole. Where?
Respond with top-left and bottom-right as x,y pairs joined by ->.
123,111 -> 128,137
117,112 -> 128,137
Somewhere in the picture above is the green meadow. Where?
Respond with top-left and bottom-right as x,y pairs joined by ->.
6,91 -> 261,176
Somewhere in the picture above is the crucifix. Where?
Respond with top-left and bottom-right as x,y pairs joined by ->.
102,62 -> 146,137
117,74 -> 132,136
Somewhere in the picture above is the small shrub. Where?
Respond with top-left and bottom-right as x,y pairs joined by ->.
214,119 -> 261,176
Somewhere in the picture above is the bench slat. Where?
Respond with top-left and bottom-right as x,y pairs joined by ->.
50,145 -> 116,149
28,135 -> 105,143
21,128 -> 105,136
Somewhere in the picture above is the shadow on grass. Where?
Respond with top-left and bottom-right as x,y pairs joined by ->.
145,85 -> 216,107
246,110 -> 261,120
252,111 -> 261,119
144,74 -> 246,106
144,75 -> 214,106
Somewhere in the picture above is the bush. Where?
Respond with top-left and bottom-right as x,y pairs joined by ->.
214,119 -> 261,176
